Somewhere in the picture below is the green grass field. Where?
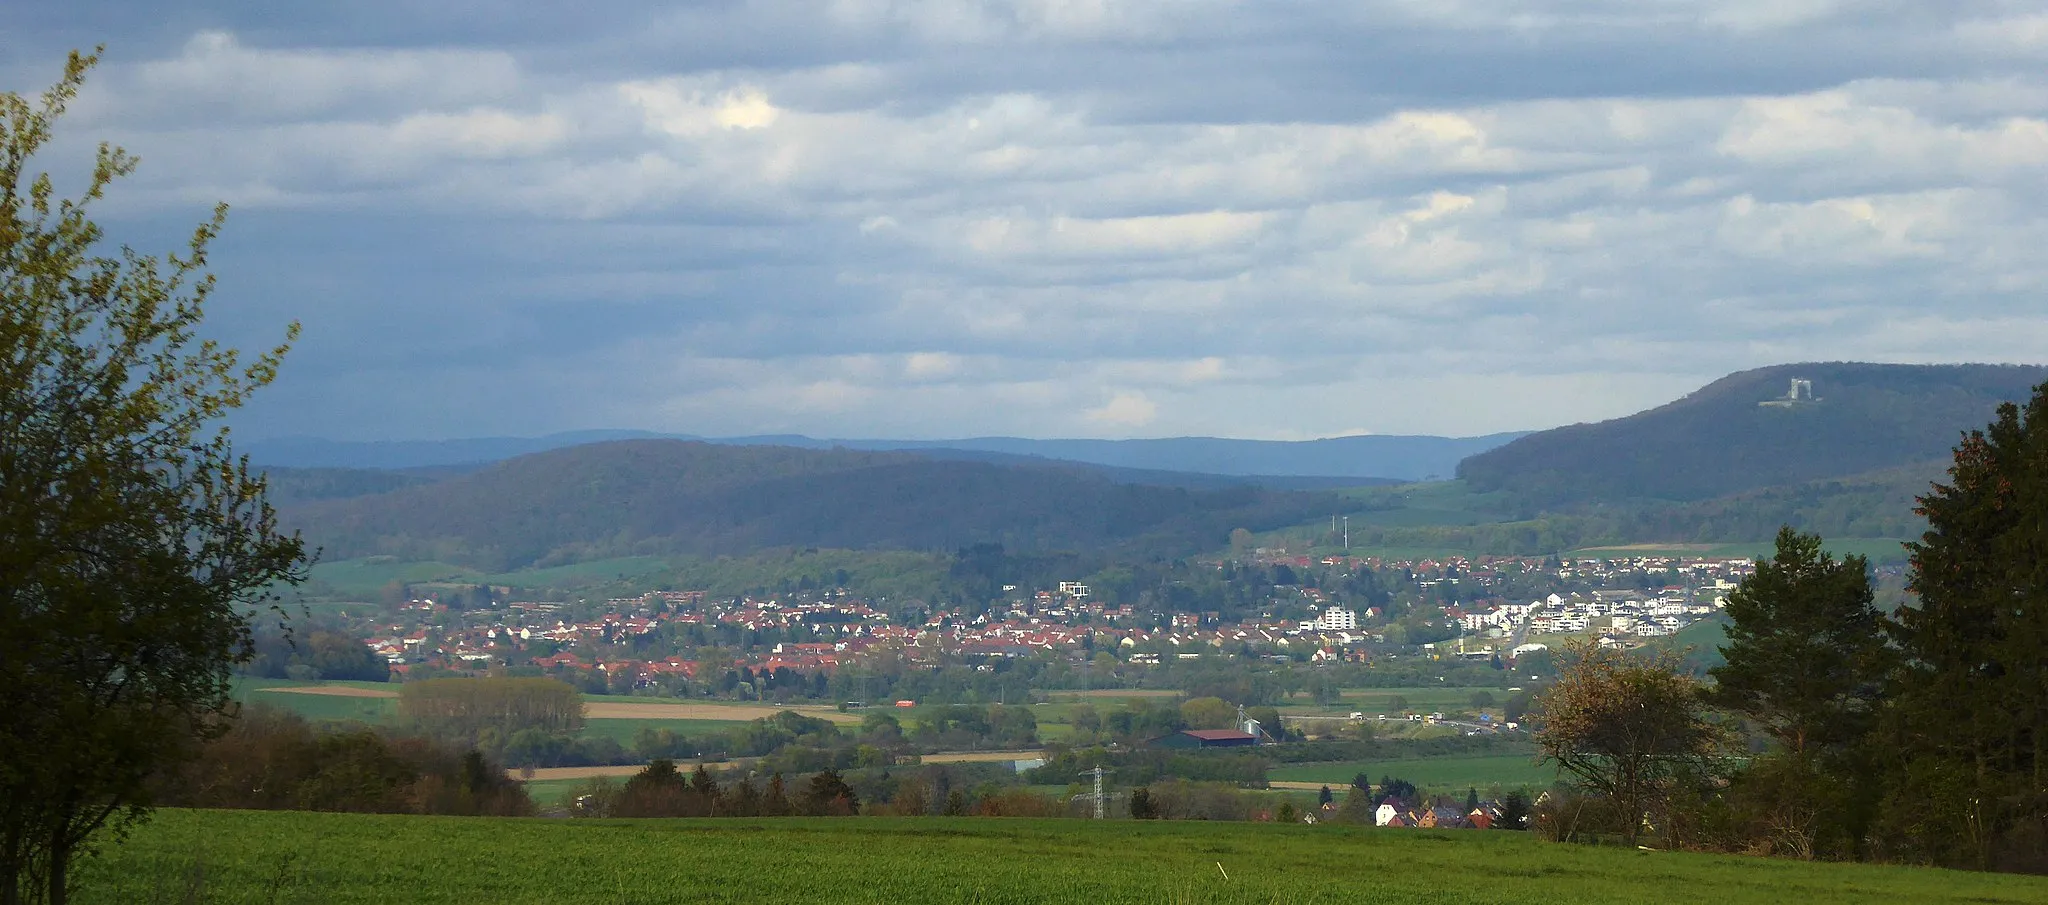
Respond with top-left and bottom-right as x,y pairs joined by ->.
1269,754 -> 1560,791
578,718 -> 758,745
74,809 -> 2048,905
305,557 -> 486,597
231,679 -> 399,724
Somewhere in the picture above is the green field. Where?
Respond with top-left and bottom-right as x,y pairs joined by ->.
1270,754 -> 1561,791
74,809 -> 2048,904
305,557 -> 486,597
232,679 -> 399,723
579,718 -> 757,745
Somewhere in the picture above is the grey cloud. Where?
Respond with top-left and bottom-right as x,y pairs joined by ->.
10,1 -> 2048,441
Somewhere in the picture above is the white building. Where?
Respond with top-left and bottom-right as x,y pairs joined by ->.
1314,607 -> 1358,631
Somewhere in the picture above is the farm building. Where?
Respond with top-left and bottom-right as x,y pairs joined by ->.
1150,729 -> 1258,749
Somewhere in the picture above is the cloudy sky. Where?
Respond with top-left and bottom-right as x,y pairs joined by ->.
8,2 -> 2048,441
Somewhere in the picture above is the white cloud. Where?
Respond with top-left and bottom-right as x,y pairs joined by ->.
1085,391 -> 1159,428
12,3 -> 2046,442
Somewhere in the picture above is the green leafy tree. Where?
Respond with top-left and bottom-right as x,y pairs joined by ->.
1882,382 -> 2048,870
0,52 -> 306,905
1178,696 -> 1236,730
1536,641 -> 1727,846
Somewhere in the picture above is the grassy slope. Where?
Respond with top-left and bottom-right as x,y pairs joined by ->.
77,810 -> 2048,905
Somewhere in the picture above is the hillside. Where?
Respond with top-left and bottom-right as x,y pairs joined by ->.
1458,363 -> 2047,505
248,431 -> 1525,481
282,440 -> 1363,571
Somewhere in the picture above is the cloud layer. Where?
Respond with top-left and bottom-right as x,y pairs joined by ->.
8,1 -> 2048,440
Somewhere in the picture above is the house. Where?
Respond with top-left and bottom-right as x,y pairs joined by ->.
1375,800 -> 1400,827
1150,729 -> 1258,749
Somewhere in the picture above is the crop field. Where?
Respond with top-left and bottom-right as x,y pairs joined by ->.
232,680 -> 398,723
1272,686 -> 1512,719
74,809 -> 2048,905
577,718 -> 758,745
1269,754 -> 1560,791
232,681 -> 857,734
304,557 -> 485,597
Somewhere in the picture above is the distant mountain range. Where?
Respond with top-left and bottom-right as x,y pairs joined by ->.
264,361 -> 2048,571
246,431 -> 1526,483
280,441 -> 1369,572
1460,362 -> 2048,507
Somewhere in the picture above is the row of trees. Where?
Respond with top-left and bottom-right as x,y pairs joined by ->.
1537,381 -> 2048,872
157,708 -> 531,816
574,761 -> 860,818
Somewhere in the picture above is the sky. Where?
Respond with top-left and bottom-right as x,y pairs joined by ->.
7,2 -> 2048,442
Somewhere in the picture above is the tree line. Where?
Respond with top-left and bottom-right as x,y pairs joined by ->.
155,707 -> 531,816
1532,380 -> 2048,873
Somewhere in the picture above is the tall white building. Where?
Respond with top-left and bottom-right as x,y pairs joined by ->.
1314,607 -> 1357,631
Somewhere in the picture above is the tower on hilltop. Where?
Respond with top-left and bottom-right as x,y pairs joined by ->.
1759,378 -> 1821,408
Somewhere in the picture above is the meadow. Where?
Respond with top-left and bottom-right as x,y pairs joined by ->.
74,809 -> 2048,905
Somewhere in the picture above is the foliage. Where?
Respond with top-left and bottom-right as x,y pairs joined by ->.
154,707 -> 530,816
1536,641 -> 1727,846
1879,380 -> 2048,872
243,626 -> 390,682
1708,527 -> 1890,857
397,678 -> 585,762
0,52 -> 306,905
1498,791 -> 1532,830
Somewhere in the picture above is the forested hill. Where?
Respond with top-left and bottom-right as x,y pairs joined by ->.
280,440 -> 1363,571
1456,362 -> 2048,505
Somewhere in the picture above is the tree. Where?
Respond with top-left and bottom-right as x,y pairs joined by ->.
1711,527 -> 1888,759
1178,696 -> 1236,730
1535,641 -> 1726,846
1127,787 -> 1160,820
802,770 -> 859,816
1497,791 -> 1531,830
1709,527 -> 1890,858
1883,382 -> 2048,870
1317,785 -> 1334,807
0,52 -> 306,905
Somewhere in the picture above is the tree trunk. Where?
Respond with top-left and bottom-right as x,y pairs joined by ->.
46,839 -> 65,905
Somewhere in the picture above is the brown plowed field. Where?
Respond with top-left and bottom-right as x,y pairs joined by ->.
584,702 -> 859,724
917,750 -> 1044,764
506,765 -> 661,781
259,685 -> 398,698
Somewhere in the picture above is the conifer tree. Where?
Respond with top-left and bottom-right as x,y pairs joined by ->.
1885,382 -> 2048,870
1711,527 -> 1890,759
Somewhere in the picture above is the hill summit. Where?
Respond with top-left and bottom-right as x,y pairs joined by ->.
1456,362 -> 2048,505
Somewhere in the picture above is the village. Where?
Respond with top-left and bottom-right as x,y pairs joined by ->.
355,553 -> 1754,691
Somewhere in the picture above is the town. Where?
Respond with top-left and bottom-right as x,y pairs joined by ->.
352,552 -> 1753,695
